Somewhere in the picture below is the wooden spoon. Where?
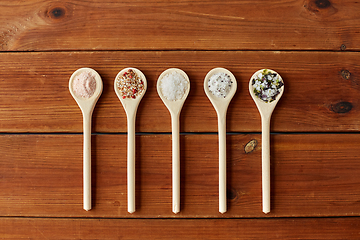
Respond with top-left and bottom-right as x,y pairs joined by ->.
249,69 -> 284,214
114,67 -> 147,213
69,67 -> 103,211
157,68 -> 190,214
204,67 -> 237,214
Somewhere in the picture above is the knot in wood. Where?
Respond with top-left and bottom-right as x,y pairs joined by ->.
331,101 -> 352,114
303,0 -> 337,18
227,188 -> 238,201
244,139 -> 258,153
315,0 -> 331,9
41,3 -> 73,23
50,7 -> 65,19
341,70 -> 351,80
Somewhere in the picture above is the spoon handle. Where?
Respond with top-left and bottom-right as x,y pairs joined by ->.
171,112 -> 180,214
261,115 -> 271,214
83,114 -> 92,211
218,113 -> 227,214
127,112 -> 136,213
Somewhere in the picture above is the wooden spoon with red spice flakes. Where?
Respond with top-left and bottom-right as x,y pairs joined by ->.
114,67 -> 147,214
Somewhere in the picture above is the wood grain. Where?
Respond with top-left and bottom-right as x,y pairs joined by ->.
0,51 -> 359,133
0,217 -> 359,239
1,2 -> 359,238
0,134 -> 359,218
0,0 -> 359,51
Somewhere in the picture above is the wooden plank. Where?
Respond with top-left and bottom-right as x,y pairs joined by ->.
0,217 -> 359,239
0,51 -> 359,133
0,1 -> 359,51
0,134 -> 359,218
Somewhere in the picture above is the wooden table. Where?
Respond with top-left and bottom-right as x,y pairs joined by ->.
1,0 -> 359,239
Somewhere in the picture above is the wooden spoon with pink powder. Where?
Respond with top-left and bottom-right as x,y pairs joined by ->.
69,67 -> 103,211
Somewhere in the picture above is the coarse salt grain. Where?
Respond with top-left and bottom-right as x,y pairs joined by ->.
72,71 -> 97,99
160,71 -> 188,101
208,72 -> 232,98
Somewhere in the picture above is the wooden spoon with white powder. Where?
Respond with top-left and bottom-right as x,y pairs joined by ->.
157,68 -> 190,213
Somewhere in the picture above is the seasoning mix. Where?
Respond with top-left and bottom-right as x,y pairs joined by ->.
116,69 -> 145,99
251,69 -> 284,103
207,72 -> 233,98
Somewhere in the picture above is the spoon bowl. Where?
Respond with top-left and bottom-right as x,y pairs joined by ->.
204,68 -> 237,117
114,68 -> 147,115
249,69 -> 284,214
69,68 -> 103,114
249,69 -> 284,118
157,68 -> 190,115
114,67 -> 147,214
69,67 -> 103,211
204,67 -> 237,214
157,68 -> 190,214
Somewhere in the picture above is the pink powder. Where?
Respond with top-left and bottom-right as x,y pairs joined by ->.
72,71 -> 96,98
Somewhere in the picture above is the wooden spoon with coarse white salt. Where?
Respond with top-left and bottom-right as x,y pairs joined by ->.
114,67 -> 147,214
204,67 -> 237,214
249,69 -> 284,214
157,68 -> 190,214
69,67 -> 103,211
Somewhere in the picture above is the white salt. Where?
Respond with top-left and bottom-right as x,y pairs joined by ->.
72,71 -> 96,99
208,72 -> 232,98
160,71 -> 188,101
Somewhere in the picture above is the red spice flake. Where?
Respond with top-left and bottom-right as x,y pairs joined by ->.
116,69 -> 144,99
